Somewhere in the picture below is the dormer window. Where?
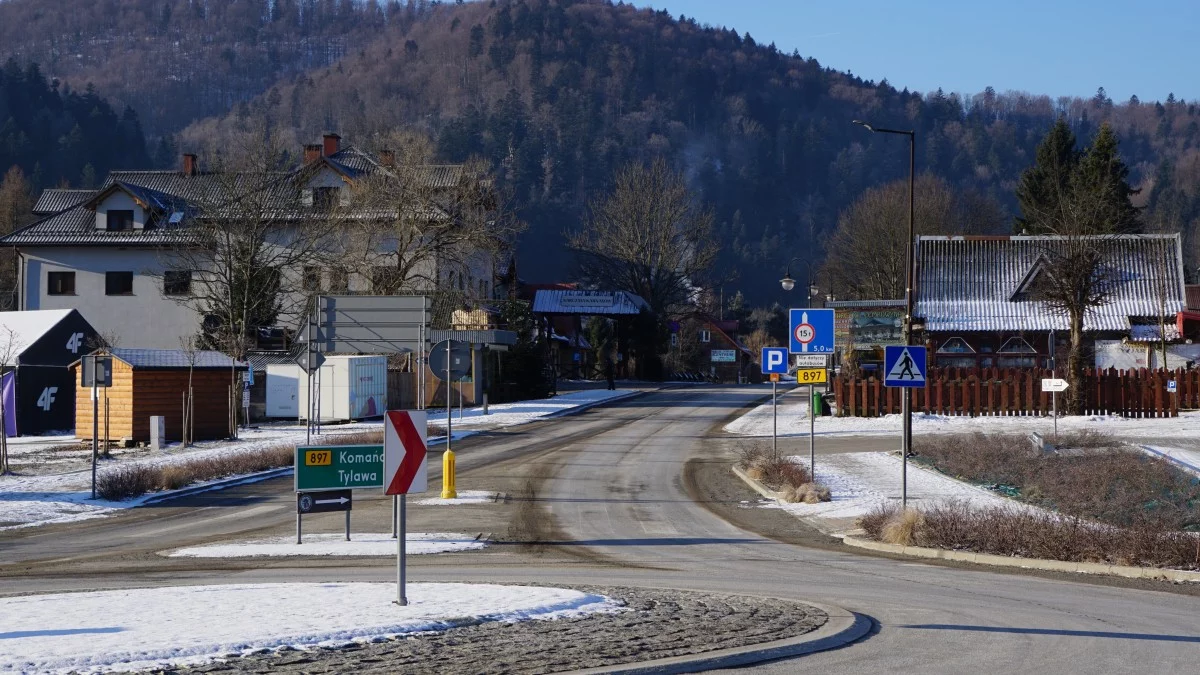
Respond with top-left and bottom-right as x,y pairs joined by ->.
108,210 -> 133,232
313,187 -> 339,210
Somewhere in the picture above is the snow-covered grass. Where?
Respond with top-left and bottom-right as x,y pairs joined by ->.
0,582 -> 621,674
726,392 -> 1200,441
413,490 -> 497,505
0,390 -> 637,531
1142,445 -> 1200,476
166,532 -> 486,558
761,452 -> 1026,532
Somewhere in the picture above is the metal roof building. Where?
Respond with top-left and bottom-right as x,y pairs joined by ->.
915,235 -> 1185,334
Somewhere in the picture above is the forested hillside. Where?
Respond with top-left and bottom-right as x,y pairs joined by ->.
2,0 -> 1199,297
0,59 -> 148,189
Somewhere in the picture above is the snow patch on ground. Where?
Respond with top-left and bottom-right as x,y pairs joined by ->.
725,391 -> 1200,441
0,390 -> 637,531
1141,446 -> 1200,476
413,490 -> 497,506
166,532 -> 486,558
0,582 -> 621,674
762,452 -> 1026,529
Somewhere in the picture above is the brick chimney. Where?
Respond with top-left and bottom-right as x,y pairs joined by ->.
304,144 -> 322,163
322,133 -> 341,157
182,153 -> 198,177
379,149 -> 395,167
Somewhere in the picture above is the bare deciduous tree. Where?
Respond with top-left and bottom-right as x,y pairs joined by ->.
823,174 -> 1005,301
161,129 -> 345,360
344,133 -> 522,295
568,158 -> 717,317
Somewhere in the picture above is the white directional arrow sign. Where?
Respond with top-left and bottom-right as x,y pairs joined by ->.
315,497 -> 350,505
1041,378 -> 1069,392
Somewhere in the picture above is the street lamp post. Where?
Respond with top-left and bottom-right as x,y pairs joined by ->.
853,120 -> 915,509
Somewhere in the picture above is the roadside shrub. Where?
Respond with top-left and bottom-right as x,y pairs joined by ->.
881,508 -> 924,546
912,432 -> 1200,530
784,483 -> 832,504
96,438 -> 352,501
736,442 -> 772,469
858,500 -> 1200,570
96,465 -> 159,501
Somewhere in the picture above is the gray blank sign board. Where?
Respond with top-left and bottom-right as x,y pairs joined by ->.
309,295 -> 432,354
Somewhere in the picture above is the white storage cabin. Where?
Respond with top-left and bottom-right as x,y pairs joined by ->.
265,355 -> 387,422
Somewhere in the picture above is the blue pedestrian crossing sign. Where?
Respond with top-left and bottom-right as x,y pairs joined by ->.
788,308 -> 835,354
884,346 -> 927,387
761,347 -> 789,375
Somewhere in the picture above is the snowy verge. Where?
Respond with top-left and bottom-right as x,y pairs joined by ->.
0,582 -> 621,674
725,392 -> 1200,440
413,490 -> 497,506
1141,445 -> 1200,477
760,452 -> 1031,533
0,390 -> 638,531
166,532 -> 486,558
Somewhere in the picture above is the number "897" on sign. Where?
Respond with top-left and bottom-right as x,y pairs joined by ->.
796,368 -> 827,384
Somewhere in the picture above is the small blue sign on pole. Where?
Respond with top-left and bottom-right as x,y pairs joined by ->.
761,347 -> 789,375
788,308 -> 835,354
884,346 -> 927,388
1168,380 -> 1177,394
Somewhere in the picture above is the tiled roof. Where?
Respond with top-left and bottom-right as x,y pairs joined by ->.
916,235 -> 1185,333
33,189 -> 95,215
2,148 -> 461,247
109,348 -> 245,370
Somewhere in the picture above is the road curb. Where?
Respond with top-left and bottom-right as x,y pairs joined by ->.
567,601 -> 870,674
730,463 -> 783,502
544,389 -> 650,419
140,467 -> 294,505
841,535 -> 1200,583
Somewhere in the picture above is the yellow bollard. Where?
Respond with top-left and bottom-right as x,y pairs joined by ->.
441,449 -> 457,499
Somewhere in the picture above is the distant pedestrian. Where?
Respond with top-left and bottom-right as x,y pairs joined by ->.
605,358 -> 615,390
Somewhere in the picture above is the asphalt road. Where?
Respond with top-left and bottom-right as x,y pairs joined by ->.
3,387 -> 1198,674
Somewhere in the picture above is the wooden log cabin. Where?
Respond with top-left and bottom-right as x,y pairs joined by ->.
72,348 -> 245,443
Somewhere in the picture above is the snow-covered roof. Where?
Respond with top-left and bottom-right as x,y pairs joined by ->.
0,309 -> 74,353
109,348 -> 245,370
916,235 -> 1185,333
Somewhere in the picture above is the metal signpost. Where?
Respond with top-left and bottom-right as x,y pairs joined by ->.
430,338 -> 471,457
789,310 -> 834,478
761,347 -> 789,455
384,410 -> 429,607
1041,378 -> 1069,444
883,345 -> 927,508
82,355 -> 112,499
293,443 -> 382,544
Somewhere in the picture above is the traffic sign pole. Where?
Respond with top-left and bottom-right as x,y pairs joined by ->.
809,383 -> 815,479
772,379 -> 777,456
397,494 -> 407,606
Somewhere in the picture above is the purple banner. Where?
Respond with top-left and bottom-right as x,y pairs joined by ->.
1,371 -> 15,437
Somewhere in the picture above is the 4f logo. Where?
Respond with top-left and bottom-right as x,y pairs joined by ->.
66,332 -> 84,354
37,387 -> 57,411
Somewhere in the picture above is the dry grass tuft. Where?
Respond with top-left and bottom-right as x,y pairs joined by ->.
880,508 -> 925,546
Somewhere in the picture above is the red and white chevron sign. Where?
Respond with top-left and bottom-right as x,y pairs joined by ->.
384,410 -> 428,495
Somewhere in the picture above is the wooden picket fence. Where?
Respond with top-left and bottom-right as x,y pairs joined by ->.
832,367 -> 1200,418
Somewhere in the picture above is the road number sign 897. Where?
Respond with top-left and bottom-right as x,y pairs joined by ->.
796,368 -> 827,384
305,450 -> 332,466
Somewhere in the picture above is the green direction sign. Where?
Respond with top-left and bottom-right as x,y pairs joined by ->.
294,444 -> 384,491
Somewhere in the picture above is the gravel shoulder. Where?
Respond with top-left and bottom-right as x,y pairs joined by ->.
169,586 -> 828,675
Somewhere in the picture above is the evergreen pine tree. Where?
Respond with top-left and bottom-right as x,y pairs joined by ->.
1014,118 -> 1078,234
1074,122 -> 1140,233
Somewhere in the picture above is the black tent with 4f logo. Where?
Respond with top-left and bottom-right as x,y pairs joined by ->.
0,309 -> 99,436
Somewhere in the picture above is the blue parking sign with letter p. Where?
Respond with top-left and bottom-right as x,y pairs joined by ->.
761,347 -> 789,375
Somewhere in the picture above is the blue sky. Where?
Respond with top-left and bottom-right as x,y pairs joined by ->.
635,0 -> 1197,102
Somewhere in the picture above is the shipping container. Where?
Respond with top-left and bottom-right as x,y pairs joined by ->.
271,356 -> 387,422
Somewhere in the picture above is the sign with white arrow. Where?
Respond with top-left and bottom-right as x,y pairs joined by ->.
1041,378 -> 1069,393
296,489 -> 353,514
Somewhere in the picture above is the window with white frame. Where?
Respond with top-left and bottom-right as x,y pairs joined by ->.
699,329 -> 711,343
